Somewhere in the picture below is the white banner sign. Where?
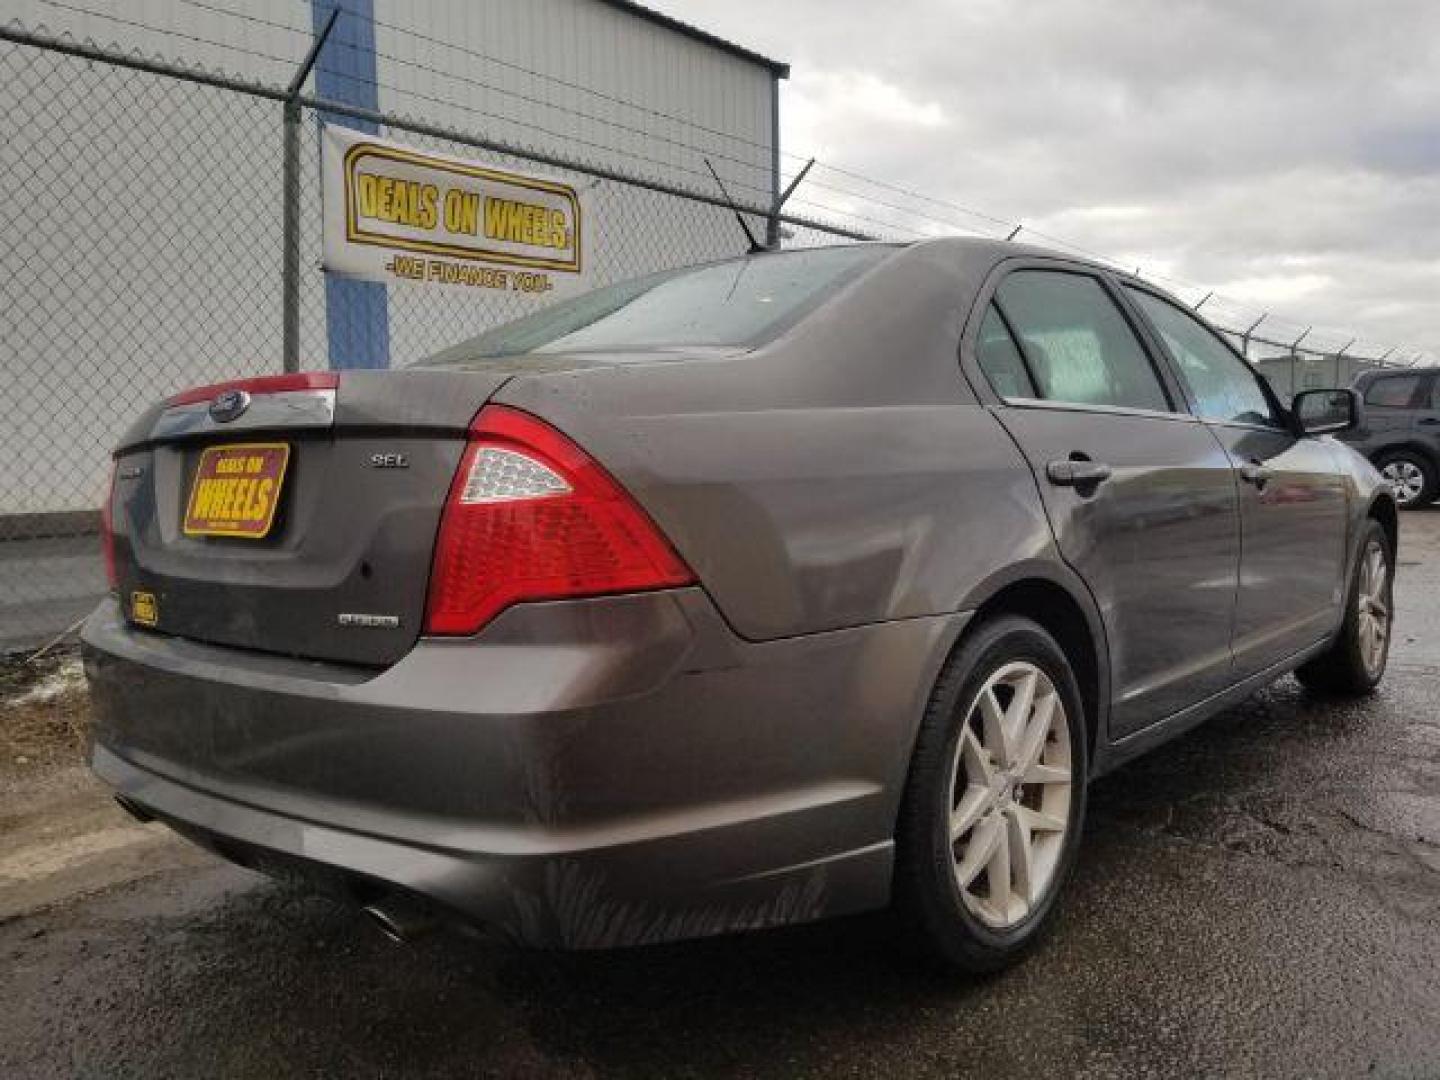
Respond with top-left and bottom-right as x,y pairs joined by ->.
321,126 -> 591,296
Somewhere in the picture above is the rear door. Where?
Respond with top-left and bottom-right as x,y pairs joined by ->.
970,264 -> 1241,738
1122,286 -> 1349,676
1413,373 -> 1440,453
1362,372 -> 1427,445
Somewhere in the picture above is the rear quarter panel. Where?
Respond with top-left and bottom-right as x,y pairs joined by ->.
495,241 -> 1064,642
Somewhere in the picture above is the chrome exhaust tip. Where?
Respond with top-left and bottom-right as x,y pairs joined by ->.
360,897 -> 437,944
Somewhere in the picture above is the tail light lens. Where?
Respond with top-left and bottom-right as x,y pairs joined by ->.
423,406 -> 694,635
100,461 -> 119,591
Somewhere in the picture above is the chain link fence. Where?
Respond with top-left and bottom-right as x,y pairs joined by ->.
2,33 -> 290,649
0,25 -> 860,651
0,20 -> 1426,651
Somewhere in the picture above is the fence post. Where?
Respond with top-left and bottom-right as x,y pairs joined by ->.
281,99 -> 301,373
767,157 -> 814,249
1240,313 -> 1267,360
281,8 -> 339,373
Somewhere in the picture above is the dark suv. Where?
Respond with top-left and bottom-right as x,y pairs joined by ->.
1344,368 -> 1440,507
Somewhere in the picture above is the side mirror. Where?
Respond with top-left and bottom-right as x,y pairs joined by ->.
1292,388 -> 1361,436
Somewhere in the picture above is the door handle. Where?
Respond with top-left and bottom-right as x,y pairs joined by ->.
1046,459 -> 1113,487
1418,418 -> 1440,426
1240,462 -> 1272,488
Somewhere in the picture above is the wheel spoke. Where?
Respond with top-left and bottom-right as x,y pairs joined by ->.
1016,688 -> 1057,770
955,812 -> 1003,888
1015,804 -> 1067,833
958,726 -> 992,785
951,785 -> 993,842
1006,668 -> 1039,753
985,815 -> 1012,916
1024,761 -> 1070,785
1006,805 -> 1035,908
979,688 -> 1013,767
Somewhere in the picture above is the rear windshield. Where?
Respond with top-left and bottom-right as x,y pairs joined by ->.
421,245 -> 897,361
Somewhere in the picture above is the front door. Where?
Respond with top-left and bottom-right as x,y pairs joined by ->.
1122,287 -> 1349,674
973,268 -> 1241,739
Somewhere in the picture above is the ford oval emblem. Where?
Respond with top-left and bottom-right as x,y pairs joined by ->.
208,389 -> 251,423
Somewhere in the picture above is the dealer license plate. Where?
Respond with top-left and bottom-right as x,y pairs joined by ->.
182,442 -> 290,539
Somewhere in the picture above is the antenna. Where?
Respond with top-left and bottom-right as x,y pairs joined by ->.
704,158 -> 765,254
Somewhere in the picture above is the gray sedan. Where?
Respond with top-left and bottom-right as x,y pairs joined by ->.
83,239 -> 1396,972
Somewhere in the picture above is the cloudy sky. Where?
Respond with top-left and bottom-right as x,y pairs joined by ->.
660,0 -> 1439,358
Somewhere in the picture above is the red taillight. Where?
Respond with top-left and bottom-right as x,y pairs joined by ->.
423,406 -> 694,636
166,372 -> 338,407
100,461 -> 118,591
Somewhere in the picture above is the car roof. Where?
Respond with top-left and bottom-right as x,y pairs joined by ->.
1354,367 -> 1439,384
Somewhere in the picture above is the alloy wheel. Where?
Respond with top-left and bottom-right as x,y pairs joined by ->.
946,661 -> 1073,929
1357,540 -> 1391,677
1380,460 -> 1425,506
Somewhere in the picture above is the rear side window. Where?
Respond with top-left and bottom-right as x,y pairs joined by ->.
1125,288 -> 1278,427
996,271 -> 1170,412
1365,375 -> 1421,408
976,306 -> 1036,398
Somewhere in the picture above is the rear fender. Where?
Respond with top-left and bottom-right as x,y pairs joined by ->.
953,557 -> 1114,772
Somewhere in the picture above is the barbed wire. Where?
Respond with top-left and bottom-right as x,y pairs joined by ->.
20,1 -> 1437,365
175,0 -> 785,184
170,0 -> 1104,243
37,0 -> 781,202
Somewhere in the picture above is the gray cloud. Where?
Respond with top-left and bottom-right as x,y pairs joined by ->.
660,0 -> 1440,355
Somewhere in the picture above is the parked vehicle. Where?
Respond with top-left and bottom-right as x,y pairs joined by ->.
83,240 -> 1396,972
1341,367 -> 1440,508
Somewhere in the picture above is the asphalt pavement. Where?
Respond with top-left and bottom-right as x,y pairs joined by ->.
0,535 -> 105,654
2,511 -> 1438,1078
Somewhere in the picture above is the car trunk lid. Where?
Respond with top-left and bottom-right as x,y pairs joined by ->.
107,369 -> 507,666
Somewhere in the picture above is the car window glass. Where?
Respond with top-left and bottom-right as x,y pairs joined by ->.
976,305 -> 1036,398
421,245 -> 897,361
1126,288 -> 1277,426
996,272 -> 1170,412
1365,375 -> 1421,408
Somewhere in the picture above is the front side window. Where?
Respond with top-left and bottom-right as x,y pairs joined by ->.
1126,288 -> 1277,427
1365,375 -> 1421,408
996,271 -> 1170,412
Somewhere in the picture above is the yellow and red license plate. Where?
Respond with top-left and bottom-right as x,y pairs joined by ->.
183,442 -> 290,539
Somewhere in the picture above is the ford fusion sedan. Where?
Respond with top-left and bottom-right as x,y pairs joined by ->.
83,240 -> 1396,971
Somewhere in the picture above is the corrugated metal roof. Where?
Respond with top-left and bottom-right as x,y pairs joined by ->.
594,0 -> 790,77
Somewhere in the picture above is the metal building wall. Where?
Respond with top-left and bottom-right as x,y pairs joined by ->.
361,0 -> 781,364
1,0 -> 781,513
6,0 -> 777,203
372,0 -> 777,198
2,0 -> 304,516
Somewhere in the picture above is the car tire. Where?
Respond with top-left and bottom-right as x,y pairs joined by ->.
1374,450 -> 1436,509
1295,520 -> 1394,697
895,615 -> 1087,974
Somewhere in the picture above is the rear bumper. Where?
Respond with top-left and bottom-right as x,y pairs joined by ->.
82,592 -> 966,948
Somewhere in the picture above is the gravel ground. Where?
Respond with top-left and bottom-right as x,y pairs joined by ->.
2,510 -> 1437,1078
